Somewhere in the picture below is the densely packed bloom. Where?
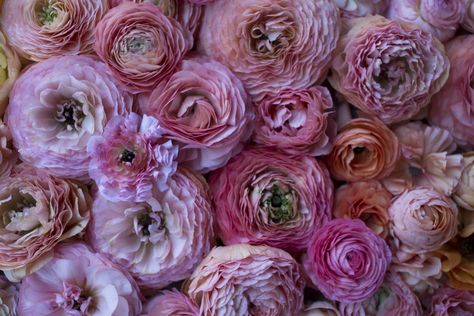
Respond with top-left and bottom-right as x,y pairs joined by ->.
454,153 -> 474,210
18,242 -> 142,316
330,15 -> 449,124
209,148 -> 333,254
0,277 -> 17,316
328,118 -> 400,182
429,35 -> 474,149
144,57 -> 254,173
253,86 -> 336,156
0,31 -> 20,116
428,287 -> 474,315
88,113 -> 178,202
0,165 -> 91,282
1,0 -> 107,62
144,290 -> 198,316
185,244 -> 305,315
300,301 -> 340,316
304,219 -> 392,303
6,55 -> 132,180
335,0 -> 389,19
463,0 -> 474,32
0,121 -> 16,180
95,2 -> 192,93
87,168 -> 214,291
198,0 -> 340,101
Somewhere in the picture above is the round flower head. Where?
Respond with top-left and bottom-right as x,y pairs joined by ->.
209,148 -> 333,254
145,290 -> 198,316
1,0 -> 107,62
303,218 -> 392,303
198,0 -> 340,101
0,165 -> 91,282
0,31 -> 20,116
144,57 -> 254,173
6,55 -> 132,180
95,2 -> 192,93
87,168 -> 214,292
329,15 -> 449,124
18,241 -> 142,316
463,0 -> 474,32
184,244 -> 305,315
0,276 -> 18,316
335,0 -> 389,19
454,153 -> 474,210
428,287 -> 474,315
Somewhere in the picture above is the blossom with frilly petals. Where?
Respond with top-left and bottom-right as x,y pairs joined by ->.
95,2 -> 192,93
383,122 -> 464,196
198,0 -> 340,101
304,219 -> 391,303
253,86 -> 336,156
87,168 -> 214,291
300,301 -> 340,316
463,0 -> 474,32
0,121 -> 17,180
429,35 -> 474,149
335,0 -> 389,19
334,181 -> 391,238
428,287 -> 474,315
0,31 -> 20,116
0,165 -> 90,282
454,153 -> 474,210
144,57 -> 254,173
330,15 -> 449,124
1,0 -> 107,62
145,290 -> 198,316
18,242 -> 142,316
6,55 -> 132,180
88,113 -> 178,202
387,0 -> 466,42
0,277 -> 17,316
184,244 -> 305,315
328,118 -> 400,182
209,148 -> 333,254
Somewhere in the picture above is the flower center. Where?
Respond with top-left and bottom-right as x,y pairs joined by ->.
137,210 -> 166,238
55,283 -> 92,315
260,183 -> 296,224
121,36 -> 153,55
3,193 -> 36,225
38,1 -> 58,25
119,149 -> 136,164
409,166 -> 424,177
458,234 -> 474,261
56,99 -> 85,132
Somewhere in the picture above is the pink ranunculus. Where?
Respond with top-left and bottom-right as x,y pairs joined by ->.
87,168 -> 214,292
95,2 -> 192,94
0,120 -> 17,180
1,0 -> 107,62
88,112 -> 178,202
428,287 -> 474,315
0,165 -> 91,282
329,15 -> 449,124
303,218 -> 392,303
0,276 -> 18,316
0,31 -> 20,117
428,35 -> 474,149
335,0 -> 389,19
198,0 -> 340,101
144,57 -> 254,173
300,301 -> 341,316
6,55 -> 132,180
454,153 -> 474,210
463,0 -> 474,32
18,241 -> 142,316
184,244 -> 305,315
187,0 -> 214,4
145,290 -> 198,316
209,148 -> 333,254
253,86 -> 336,156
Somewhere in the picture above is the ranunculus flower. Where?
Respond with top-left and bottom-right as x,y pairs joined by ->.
209,148 -> 333,254
428,287 -> 474,315
6,55 -> 132,180
300,301 -> 340,316
253,86 -> 336,156
387,0 -> 466,42
187,0 -> 213,4
328,118 -> 400,182
88,113 -> 178,202
0,31 -> 20,116
1,0 -> 107,62
0,120 -> 17,180
145,290 -> 198,316
87,168 -> 214,291
335,0 -> 389,19
303,218 -> 392,303
338,272 -> 422,316
334,180 -> 391,238
198,0 -> 340,101
0,165 -> 90,282
144,57 -> 254,173
463,0 -> 474,32
383,122 -> 464,196
429,35 -> 474,149
0,276 -> 18,316
454,153 -> 474,210
184,244 -> 305,315
18,242 -> 142,316
95,2 -> 192,93
329,15 -> 449,124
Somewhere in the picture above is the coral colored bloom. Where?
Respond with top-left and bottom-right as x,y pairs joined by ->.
145,290 -> 198,316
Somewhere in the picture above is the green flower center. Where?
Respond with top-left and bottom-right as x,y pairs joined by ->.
260,183 -> 296,224
38,3 -> 58,25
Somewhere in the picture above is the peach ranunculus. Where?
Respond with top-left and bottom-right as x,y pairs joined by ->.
329,15 -> 449,124
327,118 -> 400,182
454,152 -> 474,210
0,31 -> 20,116
463,0 -> 474,32
335,0 -> 389,19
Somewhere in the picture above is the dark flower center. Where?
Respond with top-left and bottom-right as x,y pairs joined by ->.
458,234 -> 474,261
119,149 -> 136,164
138,213 -> 153,236
5,193 -> 36,224
353,146 -> 366,154
260,183 -> 296,224
137,211 -> 166,237
56,99 -> 85,132
409,166 -> 424,177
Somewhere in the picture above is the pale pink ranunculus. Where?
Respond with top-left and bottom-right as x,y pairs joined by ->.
0,120 -> 17,180
300,301 -> 340,316
253,86 -> 336,156
463,0 -> 474,32
6,55 -> 132,180
454,153 -> 474,210
18,241 -> 142,316
198,0 -> 340,101
383,122 -> 464,196
144,57 -> 254,173
88,112 -> 178,202
209,148 -> 333,254
335,0 -> 389,19
0,276 -> 18,316
428,287 -> 474,315
87,168 -> 214,292
95,2 -> 192,93
1,0 -> 107,62
303,218 -> 392,303
0,31 -> 20,116
145,290 -> 198,316
330,15 -> 449,124
184,244 -> 305,315
429,35 -> 474,149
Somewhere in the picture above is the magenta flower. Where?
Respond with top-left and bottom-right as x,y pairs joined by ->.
428,287 -> 474,315
145,290 -> 198,316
